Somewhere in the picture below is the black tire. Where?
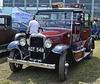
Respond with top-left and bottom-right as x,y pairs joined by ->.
58,52 -> 68,81
9,50 -> 23,72
87,42 -> 93,59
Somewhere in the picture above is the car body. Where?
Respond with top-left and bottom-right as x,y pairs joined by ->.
0,13 -> 19,53
7,4 -> 95,82
12,22 -> 28,33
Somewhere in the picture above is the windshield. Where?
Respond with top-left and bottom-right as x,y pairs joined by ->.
36,12 -> 73,29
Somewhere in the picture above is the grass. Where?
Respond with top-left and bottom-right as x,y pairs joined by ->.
0,40 -> 100,84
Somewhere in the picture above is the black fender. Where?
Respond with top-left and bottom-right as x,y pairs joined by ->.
86,37 -> 95,51
52,44 -> 70,54
51,44 -> 75,63
15,33 -> 26,40
7,41 -> 23,59
44,44 -> 75,63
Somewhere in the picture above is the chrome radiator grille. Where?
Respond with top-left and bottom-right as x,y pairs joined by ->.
29,37 -> 44,59
30,37 -> 43,47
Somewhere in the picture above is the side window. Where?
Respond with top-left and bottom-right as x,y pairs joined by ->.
0,18 -> 5,30
84,13 -> 90,28
0,18 -> 4,24
73,13 -> 84,24
12,23 -> 20,28
17,23 -> 20,28
0,17 -> 11,29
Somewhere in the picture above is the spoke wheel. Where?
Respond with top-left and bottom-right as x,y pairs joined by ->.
87,42 -> 93,59
58,52 -> 68,81
9,50 -> 23,72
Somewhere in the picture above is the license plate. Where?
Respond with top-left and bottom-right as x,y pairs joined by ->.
28,47 -> 44,53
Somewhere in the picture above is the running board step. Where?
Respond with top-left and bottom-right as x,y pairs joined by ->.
0,49 -> 8,53
76,52 -> 90,62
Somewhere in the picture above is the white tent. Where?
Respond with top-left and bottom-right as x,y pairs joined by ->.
12,7 -> 32,23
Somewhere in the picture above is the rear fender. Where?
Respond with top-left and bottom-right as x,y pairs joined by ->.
86,37 -> 95,51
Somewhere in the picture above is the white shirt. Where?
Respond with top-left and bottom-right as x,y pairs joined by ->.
29,20 -> 39,34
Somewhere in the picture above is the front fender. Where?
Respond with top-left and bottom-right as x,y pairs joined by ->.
52,44 -> 70,54
15,33 -> 26,40
7,40 -> 23,59
7,41 -> 19,50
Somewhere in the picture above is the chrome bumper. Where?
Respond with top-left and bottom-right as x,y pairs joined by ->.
7,58 -> 69,69
7,58 -> 56,69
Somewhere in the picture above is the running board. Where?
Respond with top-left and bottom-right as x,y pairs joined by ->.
76,52 -> 90,62
0,49 -> 8,53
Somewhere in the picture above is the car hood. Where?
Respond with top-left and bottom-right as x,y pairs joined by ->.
40,29 -> 71,44
41,31 -> 60,36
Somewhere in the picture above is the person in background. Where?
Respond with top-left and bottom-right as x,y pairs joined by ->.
26,16 -> 39,35
93,21 -> 97,29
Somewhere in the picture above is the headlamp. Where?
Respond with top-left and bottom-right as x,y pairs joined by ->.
19,38 -> 26,46
44,39 -> 52,48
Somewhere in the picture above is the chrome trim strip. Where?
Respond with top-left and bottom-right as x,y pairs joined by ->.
7,58 -> 55,69
73,48 -> 86,53
76,52 -> 90,62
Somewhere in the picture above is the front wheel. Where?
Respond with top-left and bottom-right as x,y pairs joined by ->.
58,52 -> 68,81
9,50 -> 23,72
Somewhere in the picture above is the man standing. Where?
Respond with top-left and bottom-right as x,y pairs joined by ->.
26,17 -> 39,34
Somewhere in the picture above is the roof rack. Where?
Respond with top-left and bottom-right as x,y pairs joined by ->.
71,3 -> 86,9
52,2 -> 64,8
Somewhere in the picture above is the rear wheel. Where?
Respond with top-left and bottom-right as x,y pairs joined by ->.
58,52 -> 68,81
87,42 -> 93,59
9,50 -> 23,72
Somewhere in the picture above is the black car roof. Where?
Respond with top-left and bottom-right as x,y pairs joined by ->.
0,13 -> 11,17
36,8 -> 90,14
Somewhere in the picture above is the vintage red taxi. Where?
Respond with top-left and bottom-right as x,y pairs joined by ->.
7,3 -> 95,81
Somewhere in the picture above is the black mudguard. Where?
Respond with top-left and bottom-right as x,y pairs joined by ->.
49,44 -> 75,63
7,41 -> 23,59
52,44 -> 70,54
15,33 -> 26,40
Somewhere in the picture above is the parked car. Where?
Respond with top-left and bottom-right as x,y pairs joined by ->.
0,13 -> 19,53
12,22 -> 28,33
91,25 -> 100,39
7,3 -> 95,82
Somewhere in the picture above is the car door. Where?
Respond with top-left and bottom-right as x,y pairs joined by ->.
6,18 -> 17,43
0,17 -> 7,45
81,13 -> 91,40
